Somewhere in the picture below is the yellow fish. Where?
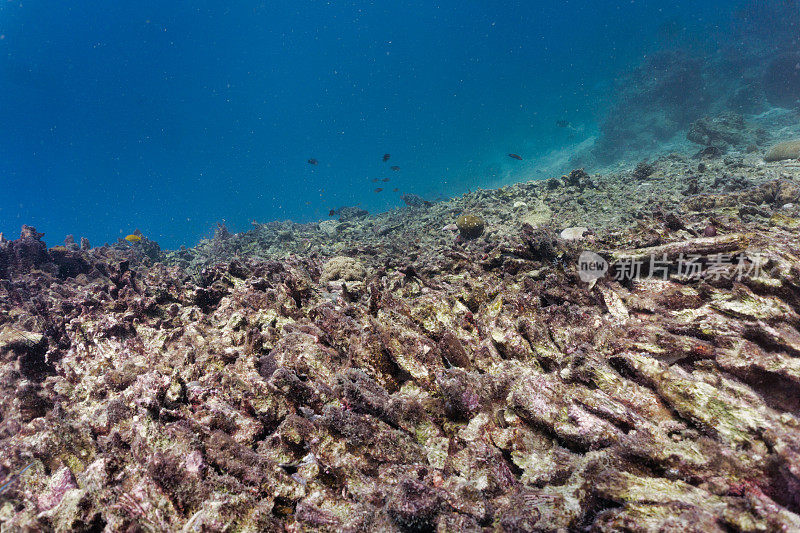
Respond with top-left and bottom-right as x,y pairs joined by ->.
124,234 -> 142,243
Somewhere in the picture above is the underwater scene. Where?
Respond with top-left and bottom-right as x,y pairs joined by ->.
2,0 -> 800,530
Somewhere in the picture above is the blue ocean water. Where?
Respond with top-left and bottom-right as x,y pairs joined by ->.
0,1 -> 763,248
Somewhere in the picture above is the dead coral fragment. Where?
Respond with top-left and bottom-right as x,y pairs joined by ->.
609,233 -> 748,263
560,226 -> 590,241
519,223 -> 559,260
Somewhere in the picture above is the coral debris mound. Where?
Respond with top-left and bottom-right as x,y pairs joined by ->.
2,153 -> 800,530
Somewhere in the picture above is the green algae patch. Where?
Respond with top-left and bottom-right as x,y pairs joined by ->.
423,434 -> 450,469
606,472 -> 723,507
630,341 -> 668,355
520,199 -> 553,227
596,470 -> 789,532
406,294 -> 460,337
717,339 -> 800,386
709,287 -> 795,321
770,212 -> 800,230
487,294 -> 504,317
621,353 -> 765,447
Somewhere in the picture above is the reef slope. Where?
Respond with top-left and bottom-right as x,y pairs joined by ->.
2,152 -> 800,531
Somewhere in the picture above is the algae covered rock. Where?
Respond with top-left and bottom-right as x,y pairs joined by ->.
563,168 -> 592,188
686,112 -> 765,150
770,212 -> 800,230
765,139 -> 800,162
456,213 -> 485,239
387,477 -> 443,532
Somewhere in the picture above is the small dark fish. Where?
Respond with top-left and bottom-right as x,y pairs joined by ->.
372,178 -> 379,183
508,153 -> 523,161
328,209 -> 336,216
556,120 -> 571,128
374,188 -> 383,193
393,188 -> 399,192
382,178 -> 390,182
307,158 -> 318,165
390,165 -> 400,171
382,153 -> 391,162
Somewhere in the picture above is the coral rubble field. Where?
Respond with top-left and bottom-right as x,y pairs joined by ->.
4,152 -> 800,531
